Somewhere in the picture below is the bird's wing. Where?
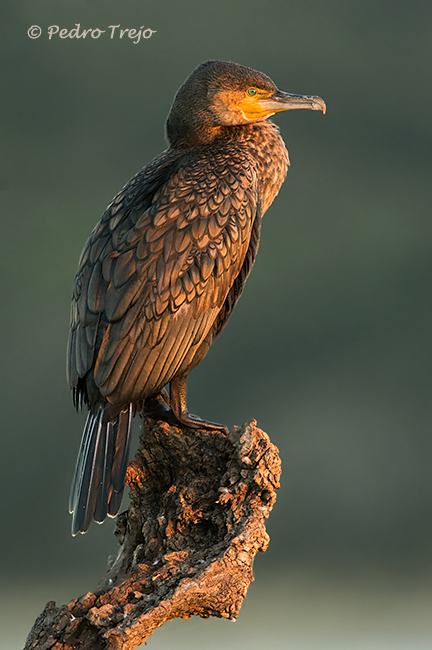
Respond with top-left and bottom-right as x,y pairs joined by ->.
67,145 -> 258,406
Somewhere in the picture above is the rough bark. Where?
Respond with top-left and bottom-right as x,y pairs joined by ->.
25,417 -> 281,650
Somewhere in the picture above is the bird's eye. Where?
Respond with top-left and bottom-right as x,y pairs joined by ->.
247,88 -> 257,97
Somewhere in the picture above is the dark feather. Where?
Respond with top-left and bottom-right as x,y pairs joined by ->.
107,485 -> 125,517
69,405 -> 133,533
113,250 -> 136,288
70,409 -> 103,535
111,405 -> 133,493
93,421 -> 114,522
68,412 -> 92,514
87,262 -> 106,313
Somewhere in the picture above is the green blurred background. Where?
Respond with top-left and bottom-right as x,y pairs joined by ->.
2,0 -> 432,647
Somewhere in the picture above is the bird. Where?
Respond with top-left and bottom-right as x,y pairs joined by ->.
67,60 -> 326,535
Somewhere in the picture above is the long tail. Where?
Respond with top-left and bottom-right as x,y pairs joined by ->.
69,404 -> 133,536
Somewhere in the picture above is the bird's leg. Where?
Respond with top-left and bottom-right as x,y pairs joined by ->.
169,374 -> 228,434
143,389 -> 174,420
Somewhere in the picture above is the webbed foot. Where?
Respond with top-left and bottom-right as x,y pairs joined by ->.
173,410 -> 228,434
169,374 -> 228,434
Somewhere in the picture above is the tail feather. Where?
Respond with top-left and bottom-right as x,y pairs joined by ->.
70,410 -> 103,536
80,411 -> 105,532
111,404 -> 133,493
69,404 -> 133,535
68,412 -> 92,514
107,484 -> 126,517
93,421 -> 115,523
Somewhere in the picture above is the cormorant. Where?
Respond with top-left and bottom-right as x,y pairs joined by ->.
67,60 -> 326,535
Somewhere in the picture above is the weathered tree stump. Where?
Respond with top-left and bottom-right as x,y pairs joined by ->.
25,417 -> 281,650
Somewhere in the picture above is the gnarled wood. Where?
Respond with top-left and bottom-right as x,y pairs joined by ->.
25,418 -> 281,650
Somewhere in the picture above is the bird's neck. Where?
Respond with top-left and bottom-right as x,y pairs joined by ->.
233,121 -> 290,214
168,120 -> 290,216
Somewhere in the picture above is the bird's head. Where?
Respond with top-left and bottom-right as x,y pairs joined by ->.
166,60 -> 326,147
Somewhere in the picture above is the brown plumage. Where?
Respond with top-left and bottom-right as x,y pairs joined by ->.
67,60 -> 326,535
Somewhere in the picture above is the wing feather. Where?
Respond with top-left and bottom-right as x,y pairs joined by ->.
113,250 -> 136,288
68,144 -> 259,407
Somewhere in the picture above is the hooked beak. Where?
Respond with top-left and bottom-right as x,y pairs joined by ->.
259,89 -> 327,115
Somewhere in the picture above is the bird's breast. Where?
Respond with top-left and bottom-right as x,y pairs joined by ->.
237,122 -> 290,215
